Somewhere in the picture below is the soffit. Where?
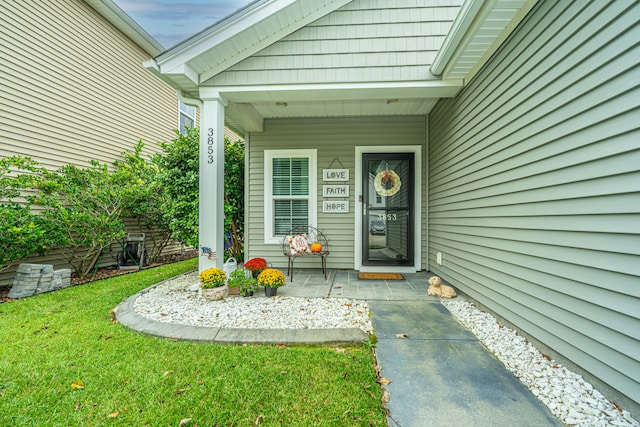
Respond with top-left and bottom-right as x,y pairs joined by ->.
438,0 -> 537,81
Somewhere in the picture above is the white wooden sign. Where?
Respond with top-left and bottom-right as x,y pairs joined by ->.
323,169 -> 349,181
323,185 -> 349,197
323,201 -> 349,213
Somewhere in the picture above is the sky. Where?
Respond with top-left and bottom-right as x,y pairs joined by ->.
113,0 -> 255,49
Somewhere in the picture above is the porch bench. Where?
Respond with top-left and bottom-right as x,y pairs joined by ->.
281,225 -> 330,281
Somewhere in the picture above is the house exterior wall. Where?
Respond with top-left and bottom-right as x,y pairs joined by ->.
246,116 -> 427,270
0,0 -> 182,285
0,0 -> 178,170
205,0 -> 461,86
429,0 -> 640,407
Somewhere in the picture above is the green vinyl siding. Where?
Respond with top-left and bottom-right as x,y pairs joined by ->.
429,0 -> 639,407
246,116 -> 427,270
206,0 -> 461,86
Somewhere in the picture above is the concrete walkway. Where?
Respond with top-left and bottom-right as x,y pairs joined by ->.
115,269 -> 562,426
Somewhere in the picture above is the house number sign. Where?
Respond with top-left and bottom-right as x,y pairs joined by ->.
207,128 -> 215,164
323,169 -> 349,181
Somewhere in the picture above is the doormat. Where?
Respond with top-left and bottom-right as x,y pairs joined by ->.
358,272 -> 404,280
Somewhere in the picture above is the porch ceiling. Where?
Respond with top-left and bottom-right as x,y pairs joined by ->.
204,79 -> 463,132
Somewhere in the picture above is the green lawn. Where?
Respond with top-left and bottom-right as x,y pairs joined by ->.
0,259 -> 386,426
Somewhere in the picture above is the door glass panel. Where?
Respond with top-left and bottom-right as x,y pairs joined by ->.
363,154 -> 413,265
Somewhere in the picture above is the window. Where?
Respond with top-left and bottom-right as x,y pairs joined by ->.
264,149 -> 317,243
179,101 -> 195,134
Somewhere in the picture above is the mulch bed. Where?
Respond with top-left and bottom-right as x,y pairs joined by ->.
0,250 -> 197,303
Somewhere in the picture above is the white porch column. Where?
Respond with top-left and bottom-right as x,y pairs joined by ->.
199,96 -> 227,272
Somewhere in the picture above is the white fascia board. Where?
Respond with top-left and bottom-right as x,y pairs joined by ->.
462,0 -> 538,83
85,0 -> 164,56
144,58 -> 181,89
431,0 -> 485,77
155,0 -> 351,75
144,59 -> 200,95
200,80 -> 464,103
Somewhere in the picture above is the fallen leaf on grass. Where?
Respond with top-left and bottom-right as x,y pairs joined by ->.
254,414 -> 265,425
71,380 -> 85,389
377,377 -> 391,385
175,388 -> 187,396
179,418 -> 192,426
107,411 -> 119,418
395,333 -> 409,339
74,402 -> 81,411
276,344 -> 287,349
162,370 -> 175,377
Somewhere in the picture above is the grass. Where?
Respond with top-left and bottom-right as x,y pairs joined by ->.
0,259 -> 386,426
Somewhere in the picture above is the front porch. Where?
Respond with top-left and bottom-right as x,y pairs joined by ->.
277,268 -> 436,300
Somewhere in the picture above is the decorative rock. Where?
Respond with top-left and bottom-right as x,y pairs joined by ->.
133,272 -> 373,333
442,300 -> 639,427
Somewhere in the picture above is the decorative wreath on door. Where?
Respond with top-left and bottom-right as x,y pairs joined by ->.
374,170 -> 401,196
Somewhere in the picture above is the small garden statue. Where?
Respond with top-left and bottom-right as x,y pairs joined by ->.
427,276 -> 457,298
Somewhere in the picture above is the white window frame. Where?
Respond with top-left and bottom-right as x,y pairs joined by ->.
178,101 -> 196,134
264,149 -> 317,244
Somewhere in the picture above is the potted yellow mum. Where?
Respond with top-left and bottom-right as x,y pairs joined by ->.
257,268 -> 286,297
199,267 -> 227,300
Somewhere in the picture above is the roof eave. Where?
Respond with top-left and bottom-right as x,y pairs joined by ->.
85,0 -> 164,57
431,0 -> 538,82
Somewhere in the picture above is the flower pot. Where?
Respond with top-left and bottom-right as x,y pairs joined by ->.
252,270 -> 260,279
202,285 -> 227,301
264,287 -> 278,297
242,291 -> 254,297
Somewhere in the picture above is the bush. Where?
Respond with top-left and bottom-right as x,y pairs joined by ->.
153,128 -> 245,260
0,156 -> 62,272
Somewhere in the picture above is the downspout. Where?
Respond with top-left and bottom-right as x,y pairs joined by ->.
430,0 -> 484,77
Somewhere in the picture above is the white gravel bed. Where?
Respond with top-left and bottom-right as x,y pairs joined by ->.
133,272 -> 373,333
442,299 -> 639,427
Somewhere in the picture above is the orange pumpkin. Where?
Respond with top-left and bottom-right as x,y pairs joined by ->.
311,242 -> 323,253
